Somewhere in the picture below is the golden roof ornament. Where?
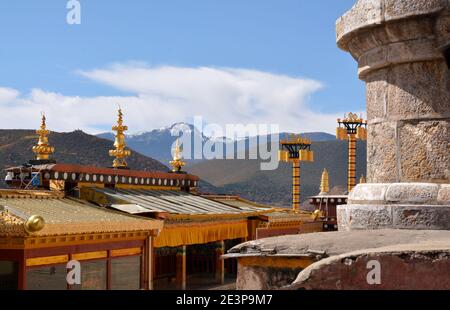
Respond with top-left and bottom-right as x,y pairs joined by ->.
337,112 -> 367,192
109,108 -> 131,168
169,139 -> 186,173
360,174 -> 366,184
24,215 -> 45,234
32,114 -> 55,160
319,168 -> 330,195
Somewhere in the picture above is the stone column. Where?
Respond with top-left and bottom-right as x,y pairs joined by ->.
336,0 -> 450,230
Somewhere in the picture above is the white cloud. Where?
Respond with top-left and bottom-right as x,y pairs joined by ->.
0,87 -> 19,103
0,64 -> 348,135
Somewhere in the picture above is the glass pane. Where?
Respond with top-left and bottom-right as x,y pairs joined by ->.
72,260 -> 107,290
111,256 -> 141,290
27,265 -> 67,290
0,261 -> 18,290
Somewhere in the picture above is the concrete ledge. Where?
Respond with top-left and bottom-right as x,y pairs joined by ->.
228,229 -> 450,258
338,204 -> 450,230
228,230 -> 450,290
348,183 -> 450,205
289,241 -> 450,290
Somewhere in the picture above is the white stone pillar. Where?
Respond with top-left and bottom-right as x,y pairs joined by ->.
336,0 -> 450,230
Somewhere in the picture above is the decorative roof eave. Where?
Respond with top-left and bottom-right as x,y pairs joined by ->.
0,189 -> 64,199
154,219 -> 248,248
0,230 -> 158,250
0,219 -> 163,239
6,163 -> 199,180
165,210 -> 268,222
34,221 -> 162,236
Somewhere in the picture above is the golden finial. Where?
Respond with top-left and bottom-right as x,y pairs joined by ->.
24,215 -> 45,234
311,209 -> 324,221
109,108 -> 131,168
319,168 -> 329,195
359,174 -> 366,184
32,114 -> 55,160
169,139 -> 186,173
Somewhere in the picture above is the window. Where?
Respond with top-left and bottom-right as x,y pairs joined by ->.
111,256 -> 141,290
72,260 -> 107,290
27,265 -> 67,290
0,261 -> 18,290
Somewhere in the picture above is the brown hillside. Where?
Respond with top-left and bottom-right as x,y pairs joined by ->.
0,129 -> 168,187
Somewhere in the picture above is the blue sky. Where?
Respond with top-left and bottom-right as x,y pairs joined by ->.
0,0 -> 364,134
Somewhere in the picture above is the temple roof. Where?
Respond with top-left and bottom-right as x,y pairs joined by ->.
80,187 -> 268,220
204,195 -> 308,223
201,195 -> 272,212
0,190 -> 163,237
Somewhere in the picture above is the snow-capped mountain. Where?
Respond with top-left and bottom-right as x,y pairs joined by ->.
96,123 -> 336,165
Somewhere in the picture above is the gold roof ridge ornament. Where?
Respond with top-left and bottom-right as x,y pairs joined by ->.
169,138 -> 186,173
319,168 -> 330,195
109,108 -> 131,168
4,207 -> 45,235
32,114 -> 55,160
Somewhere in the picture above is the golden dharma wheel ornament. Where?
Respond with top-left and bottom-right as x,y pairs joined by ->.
337,113 -> 368,192
279,133 -> 314,211
24,215 -> 45,234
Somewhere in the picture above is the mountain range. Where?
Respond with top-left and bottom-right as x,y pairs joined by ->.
0,125 -> 367,207
96,123 -> 336,166
97,123 -> 366,206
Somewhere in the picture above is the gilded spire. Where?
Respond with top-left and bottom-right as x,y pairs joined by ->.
32,114 -> 55,160
359,174 -> 366,184
109,108 -> 131,168
169,139 -> 186,173
319,168 -> 329,195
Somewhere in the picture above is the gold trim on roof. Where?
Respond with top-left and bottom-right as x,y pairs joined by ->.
26,254 -> 69,267
154,220 -> 248,248
0,231 -> 154,250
